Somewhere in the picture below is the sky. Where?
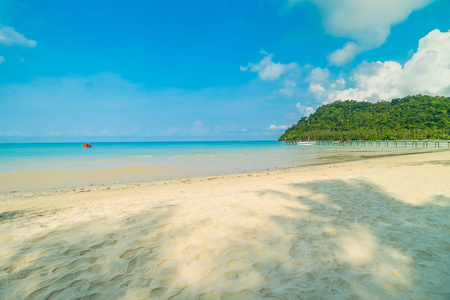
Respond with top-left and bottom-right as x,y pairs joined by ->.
0,0 -> 449,142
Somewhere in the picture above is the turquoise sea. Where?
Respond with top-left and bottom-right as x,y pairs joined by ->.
0,141 -> 445,190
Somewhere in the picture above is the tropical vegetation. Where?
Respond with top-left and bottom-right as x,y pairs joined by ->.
279,95 -> 450,141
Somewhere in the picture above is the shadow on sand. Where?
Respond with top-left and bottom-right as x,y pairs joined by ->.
0,179 -> 449,299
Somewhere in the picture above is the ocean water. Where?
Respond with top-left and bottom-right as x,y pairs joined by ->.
0,141 -> 445,188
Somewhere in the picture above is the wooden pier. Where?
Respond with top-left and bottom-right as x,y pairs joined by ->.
283,139 -> 450,148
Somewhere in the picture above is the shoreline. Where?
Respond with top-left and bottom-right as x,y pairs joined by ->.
1,147 -> 448,198
1,151 -> 449,299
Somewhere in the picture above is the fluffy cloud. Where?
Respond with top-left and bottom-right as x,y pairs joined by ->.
328,42 -> 363,66
289,0 -> 434,65
296,102 -> 314,117
304,67 -> 329,99
307,67 -> 330,82
308,29 -> 450,102
308,83 -> 326,100
269,124 -> 288,130
241,50 -> 298,81
274,80 -> 297,97
0,26 -> 37,47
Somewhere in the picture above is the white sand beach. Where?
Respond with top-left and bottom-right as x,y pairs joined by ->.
0,151 -> 449,299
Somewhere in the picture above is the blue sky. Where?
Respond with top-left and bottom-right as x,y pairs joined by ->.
1,0 -> 449,142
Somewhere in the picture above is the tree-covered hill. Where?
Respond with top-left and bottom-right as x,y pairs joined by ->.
279,95 -> 450,141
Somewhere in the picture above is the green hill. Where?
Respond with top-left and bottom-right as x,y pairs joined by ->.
279,95 -> 450,141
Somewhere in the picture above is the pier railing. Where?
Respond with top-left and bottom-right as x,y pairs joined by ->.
283,140 -> 450,148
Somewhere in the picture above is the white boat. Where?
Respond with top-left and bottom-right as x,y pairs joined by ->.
297,141 -> 316,145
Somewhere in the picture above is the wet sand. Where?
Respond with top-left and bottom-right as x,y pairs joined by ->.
0,165 -> 182,193
0,151 -> 449,299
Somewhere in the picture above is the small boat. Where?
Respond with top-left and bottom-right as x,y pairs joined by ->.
82,143 -> 93,148
297,141 -> 316,146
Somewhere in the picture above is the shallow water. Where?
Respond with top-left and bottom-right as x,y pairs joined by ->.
0,141 -> 446,191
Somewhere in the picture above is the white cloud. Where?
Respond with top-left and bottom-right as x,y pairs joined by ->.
240,128 -> 247,132
306,29 -> 450,102
307,67 -> 330,82
308,83 -> 326,100
329,61 -> 403,102
241,50 -> 298,81
160,127 -> 180,136
274,79 -> 297,97
328,42 -> 363,66
289,0 -> 434,65
190,120 -> 209,136
0,130 -> 31,137
275,88 -> 294,97
0,26 -> 37,47
269,124 -> 288,130
284,79 -> 296,87
306,67 -> 332,99
296,102 -> 314,116
0,56 -> 4,63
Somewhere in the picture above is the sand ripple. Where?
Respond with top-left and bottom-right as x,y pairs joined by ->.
0,152 -> 449,299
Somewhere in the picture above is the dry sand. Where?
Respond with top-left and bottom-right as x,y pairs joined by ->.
0,151 -> 449,299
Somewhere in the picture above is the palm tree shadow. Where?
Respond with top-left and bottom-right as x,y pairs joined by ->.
260,179 -> 450,299
1,181 -> 449,299
0,209 -> 65,224
0,205 -> 179,299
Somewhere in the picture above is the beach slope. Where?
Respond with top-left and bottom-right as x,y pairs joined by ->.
0,151 -> 449,299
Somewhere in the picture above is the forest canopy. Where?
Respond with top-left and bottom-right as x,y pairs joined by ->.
279,95 -> 450,141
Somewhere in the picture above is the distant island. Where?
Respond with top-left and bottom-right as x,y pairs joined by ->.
280,95 -> 450,141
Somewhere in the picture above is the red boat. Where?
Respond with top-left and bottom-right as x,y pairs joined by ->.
82,143 -> 92,148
